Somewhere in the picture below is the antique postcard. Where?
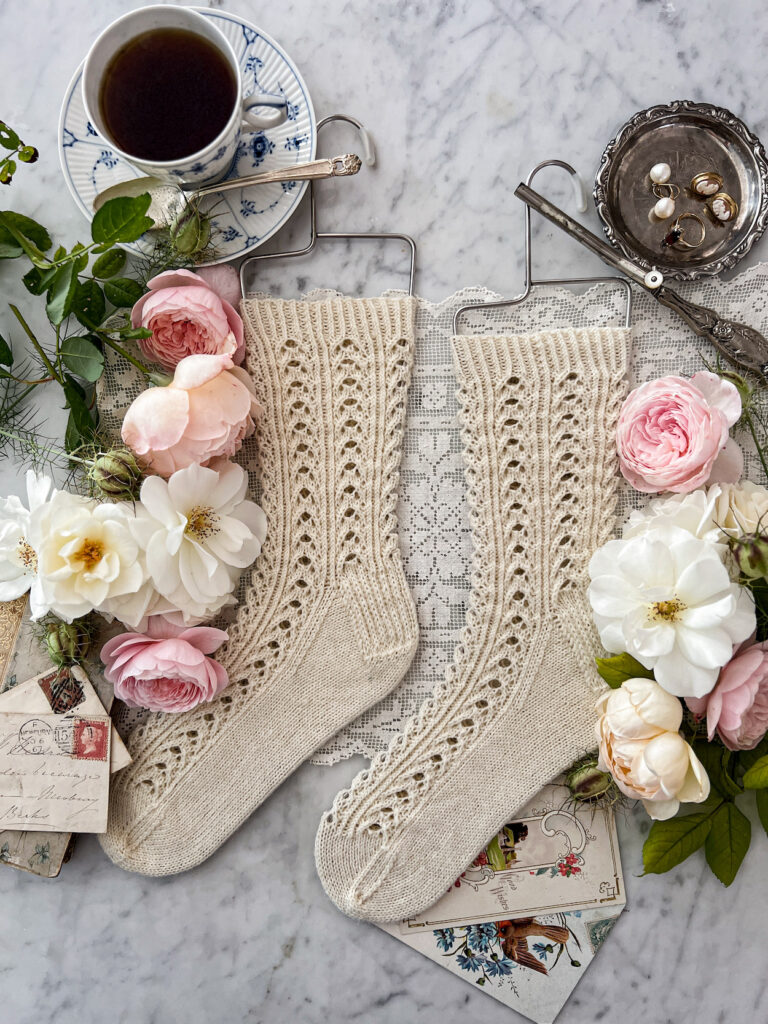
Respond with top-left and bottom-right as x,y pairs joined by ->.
0,711 -> 111,833
0,665 -> 130,773
378,784 -> 626,1024
399,782 -> 625,931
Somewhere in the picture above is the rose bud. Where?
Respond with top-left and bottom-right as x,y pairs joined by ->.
731,533 -> 768,580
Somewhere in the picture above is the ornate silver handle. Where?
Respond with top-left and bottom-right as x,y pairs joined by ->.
191,154 -> 362,200
654,287 -> 768,377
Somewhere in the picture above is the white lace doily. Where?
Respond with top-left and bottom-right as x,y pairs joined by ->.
312,267 -> 768,763
99,267 -> 768,763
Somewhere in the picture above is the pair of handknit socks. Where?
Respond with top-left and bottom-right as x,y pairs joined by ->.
101,298 -> 629,924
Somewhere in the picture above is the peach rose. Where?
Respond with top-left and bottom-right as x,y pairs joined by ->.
596,678 -> 710,819
131,267 -> 244,370
616,371 -> 742,494
101,620 -> 229,713
122,352 -> 261,477
687,642 -> 768,750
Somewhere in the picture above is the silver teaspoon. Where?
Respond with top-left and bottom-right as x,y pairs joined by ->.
92,153 -> 363,229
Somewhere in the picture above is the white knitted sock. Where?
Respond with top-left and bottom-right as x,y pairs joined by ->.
315,327 -> 630,921
100,296 -> 418,876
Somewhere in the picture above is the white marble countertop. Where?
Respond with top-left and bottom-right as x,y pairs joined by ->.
4,1 -> 768,1022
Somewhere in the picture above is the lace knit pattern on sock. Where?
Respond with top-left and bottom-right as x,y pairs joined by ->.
324,328 -> 629,843
110,296 -> 416,815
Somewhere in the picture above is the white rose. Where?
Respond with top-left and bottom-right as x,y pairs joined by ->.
710,480 -> 768,537
622,487 -> 724,547
27,491 -> 149,622
134,461 -> 266,625
596,679 -> 710,820
0,471 -> 54,602
588,526 -> 755,698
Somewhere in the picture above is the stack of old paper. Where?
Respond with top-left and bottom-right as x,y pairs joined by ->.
378,782 -> 626,1024
0,598 -> 130,876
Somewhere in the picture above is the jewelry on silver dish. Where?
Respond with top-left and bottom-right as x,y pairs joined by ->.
662,211 -> 706,250
690,170 -> 724,197
708,191 -> 739,223
649,162 -> 672,185
650,182 -> 680,220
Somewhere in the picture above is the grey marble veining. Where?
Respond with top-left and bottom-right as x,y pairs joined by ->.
2,1 -> 768,1022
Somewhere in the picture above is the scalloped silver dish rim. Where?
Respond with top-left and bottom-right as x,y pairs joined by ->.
594,99 -> 768,280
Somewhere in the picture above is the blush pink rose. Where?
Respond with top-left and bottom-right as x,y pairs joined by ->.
687,641 -> 768,750
616,371 -> 743,494
131,267 -> 244,370
101,619 -> 229,713
121,352 -> 262,477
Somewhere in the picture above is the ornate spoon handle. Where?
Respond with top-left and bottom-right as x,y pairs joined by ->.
192,154 -> 362,200
654,288 -> 768,377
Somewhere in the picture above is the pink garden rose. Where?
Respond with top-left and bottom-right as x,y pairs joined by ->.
616,371 -> 743,494
131,267 -> 244,370
101,619 -> 230,713
687,641 -> 768,750
122,352 -> 261,477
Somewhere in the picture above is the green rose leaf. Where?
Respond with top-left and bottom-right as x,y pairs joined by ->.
45,263 -> 79,326
60,336 -> 104,382
0,122 -> 20,150
91,194 -> 153,245
742,754 -> 768,789
642,811 -> 713,875
594,652 -> 654,689
22,264 -> 58,296
72,279 -> 106,330
0,210 -> 52,261
739,734 -> 768,771
693,741 -> 742,799
63,376 -> 96,444
104,277 -> 144,308
0,333 -> 12,367
91,247 -> 127,279
704,801 -> 751,886
755,790 -> 768,838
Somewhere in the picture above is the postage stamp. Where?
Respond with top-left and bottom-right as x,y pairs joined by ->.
73,718 -> 109,762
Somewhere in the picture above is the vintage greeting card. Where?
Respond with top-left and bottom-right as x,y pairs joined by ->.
379,783 -> 626,1024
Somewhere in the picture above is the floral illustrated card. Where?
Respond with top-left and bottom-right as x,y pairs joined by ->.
378,783 -> 626,1024
401,782 -> 625,930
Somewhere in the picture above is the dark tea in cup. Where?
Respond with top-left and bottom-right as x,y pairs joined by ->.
98,27 -> 237,162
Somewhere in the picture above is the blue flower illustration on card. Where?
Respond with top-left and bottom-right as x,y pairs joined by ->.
434,914 -> 583,986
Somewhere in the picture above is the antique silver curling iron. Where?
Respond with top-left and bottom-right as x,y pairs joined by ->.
515,182 -> 768,378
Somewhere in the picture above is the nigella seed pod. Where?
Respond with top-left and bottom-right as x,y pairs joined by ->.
88,448 -> 143,500
565,754 -> 614,802
46,619 -> 91,667
170,203 -> 211,256
731,534 -> 768,580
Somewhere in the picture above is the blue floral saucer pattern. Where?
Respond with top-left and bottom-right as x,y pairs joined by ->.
58,10 -> 316,266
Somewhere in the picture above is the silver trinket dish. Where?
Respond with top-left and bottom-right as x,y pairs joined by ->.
594,100 -> 768,279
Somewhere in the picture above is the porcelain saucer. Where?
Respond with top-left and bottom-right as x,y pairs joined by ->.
58,9 -> 316,265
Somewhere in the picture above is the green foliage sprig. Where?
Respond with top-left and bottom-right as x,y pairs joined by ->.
0,121 -> 38,185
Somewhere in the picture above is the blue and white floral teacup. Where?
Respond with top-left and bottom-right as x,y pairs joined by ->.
81,4 -> 287,187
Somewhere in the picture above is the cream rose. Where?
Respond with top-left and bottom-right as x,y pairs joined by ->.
710,480 -> 768,538
596,678 -> 710,820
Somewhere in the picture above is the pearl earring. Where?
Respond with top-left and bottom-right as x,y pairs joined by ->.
649,162 -> 672,185
650,182 -> 680,221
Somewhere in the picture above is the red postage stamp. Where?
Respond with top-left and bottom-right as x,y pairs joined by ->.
73,718 -> 109,762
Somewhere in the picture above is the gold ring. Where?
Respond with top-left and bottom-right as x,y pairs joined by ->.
652,182 -> 680,200
662,212 -> 706,250
690,171 -> 723,197
708,191 -> 739,223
